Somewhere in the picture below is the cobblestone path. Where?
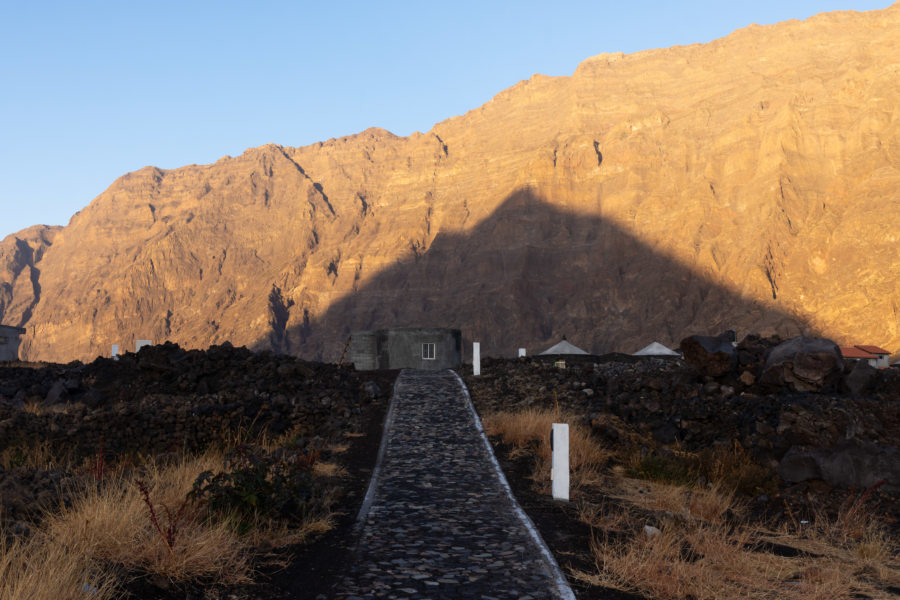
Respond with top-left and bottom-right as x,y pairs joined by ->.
336,369 -> 575,599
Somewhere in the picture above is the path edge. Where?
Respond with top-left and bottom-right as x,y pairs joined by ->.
354,370 -> 403,530
450,369 -> 578,600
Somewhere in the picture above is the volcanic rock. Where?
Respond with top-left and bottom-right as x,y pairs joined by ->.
843,360 -> 878,396
779,440 -> 900,494
760,336 -> 843,392
680,331 -> 737,377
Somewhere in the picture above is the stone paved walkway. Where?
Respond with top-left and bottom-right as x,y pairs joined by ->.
335,369 -> 575,599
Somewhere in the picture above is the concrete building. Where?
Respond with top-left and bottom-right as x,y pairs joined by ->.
0,324 -> 27,362
350,327 -> 462,370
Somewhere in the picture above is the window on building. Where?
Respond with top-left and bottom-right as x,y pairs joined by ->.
422,342 -> 436,360
0,336 -> 7,344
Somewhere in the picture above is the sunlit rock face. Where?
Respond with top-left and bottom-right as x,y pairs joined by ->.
3,4 -> 899,363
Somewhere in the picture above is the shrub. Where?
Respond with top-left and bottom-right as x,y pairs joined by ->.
189,443 -> 321,528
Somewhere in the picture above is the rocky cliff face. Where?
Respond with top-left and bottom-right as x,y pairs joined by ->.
0,225 -> 59,330
2,4 -> 899,363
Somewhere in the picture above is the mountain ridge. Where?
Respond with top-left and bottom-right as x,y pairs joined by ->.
2,3 -> 898,362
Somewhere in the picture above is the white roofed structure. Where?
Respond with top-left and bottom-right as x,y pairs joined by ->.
539,339 -> 589,355
633,342 -> 680,357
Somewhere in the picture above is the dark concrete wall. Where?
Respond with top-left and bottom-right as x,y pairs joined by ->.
349,331 -> 378,370
351,328 -> 461,370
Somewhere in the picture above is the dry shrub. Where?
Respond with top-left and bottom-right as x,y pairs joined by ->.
44,454 -> 251,583
0,533 -> 118,600
483,409 -> 607,493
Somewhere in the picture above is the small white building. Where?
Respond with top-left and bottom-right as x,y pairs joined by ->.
853,345 -> 891,368
0,324 -> 27,362
840,345 -> 891,369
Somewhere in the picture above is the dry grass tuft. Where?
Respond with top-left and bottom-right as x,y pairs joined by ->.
312,461 -> 344,478
44,453 -> 251,583
688,483 -> 737,523
0,532 -> 119,600
22,400 -> 47,416
249,513 -> 336,550
483,408 -> 608,493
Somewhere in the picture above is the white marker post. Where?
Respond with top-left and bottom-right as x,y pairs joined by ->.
518,347 -> 526,357
111,344 -> 119,360
551,423 -> 570,501
135,339 -> 153,352
473,342 -> 481,376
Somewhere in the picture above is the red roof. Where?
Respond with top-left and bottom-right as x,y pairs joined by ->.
841,347 -> 876,359
855,345 -> 890,356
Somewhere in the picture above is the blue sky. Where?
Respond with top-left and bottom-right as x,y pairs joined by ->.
0,1 -> 891,239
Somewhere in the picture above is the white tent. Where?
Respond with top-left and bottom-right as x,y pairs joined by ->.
633,341 -> 680,357
539,339 -> 589,355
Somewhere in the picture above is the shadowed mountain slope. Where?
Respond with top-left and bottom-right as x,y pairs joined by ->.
287,190 -> 813,360
2,3 -> 898,362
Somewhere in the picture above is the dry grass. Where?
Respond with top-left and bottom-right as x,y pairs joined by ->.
248,513 -> 336,551
312,461 -> 345,478
22,399 -> 50,416
612,479 -> 738,524
43,453 -> 252,584
579,518 -> 785,600
0,532 -> 119,600
483,408 -> 608,494
578,477 -> 900,600
625,441 -> 776,496
0,439 -> 74,471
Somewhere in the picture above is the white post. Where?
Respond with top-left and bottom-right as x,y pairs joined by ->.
551,423 -> 570,501
111,344 -> 119,360
473,342 -> 481,376
136,339 -> 153,352
518,347 -> 526,357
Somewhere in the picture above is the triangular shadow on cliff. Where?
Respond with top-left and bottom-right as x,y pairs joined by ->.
271,188 -> 815,360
